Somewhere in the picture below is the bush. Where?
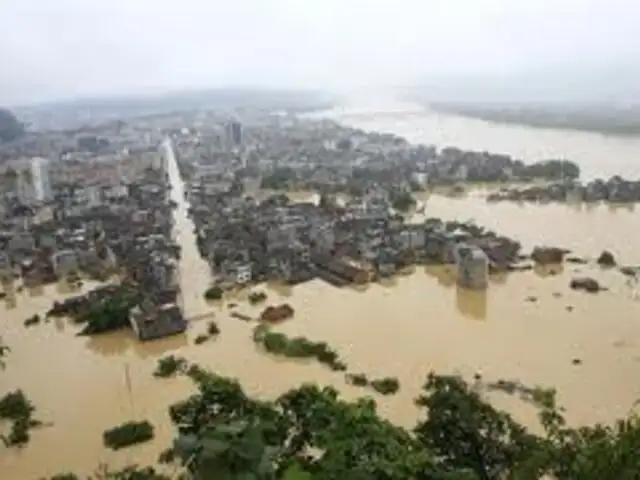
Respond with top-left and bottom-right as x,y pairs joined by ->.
370,377 -> 400,395
248,291 -> 267,305
346,373 -> 369,387
390,191 -> 416,212
158,447 -> 175,464
102,421 -> 155,450
259,329 -> 346,371
0,390 -> 38,447
204,286 -> 223,301
194,334 -> 209,345
207,321 -> 220,336
24,314 -> 40,327
0,390 -> 35,420
153,355 -> 187,378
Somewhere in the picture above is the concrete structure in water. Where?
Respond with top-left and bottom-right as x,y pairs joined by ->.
453,243 -> 489,290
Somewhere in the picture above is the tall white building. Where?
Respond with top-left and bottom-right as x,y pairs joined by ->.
31,157 -> 52,202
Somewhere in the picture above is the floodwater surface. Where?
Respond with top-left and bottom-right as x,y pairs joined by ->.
2,105 -> 640,479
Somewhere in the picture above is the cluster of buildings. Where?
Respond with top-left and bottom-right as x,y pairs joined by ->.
488,176 -> 640,204
173,119 -> 523,291
169,115 -> 580,208
0,119 -> 188,341
0,106 -> 570,345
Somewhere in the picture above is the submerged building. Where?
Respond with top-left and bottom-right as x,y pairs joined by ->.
453,243 -> 489,290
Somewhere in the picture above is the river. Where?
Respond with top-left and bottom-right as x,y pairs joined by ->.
317,98 -> 640,180
2,103 -> 640,478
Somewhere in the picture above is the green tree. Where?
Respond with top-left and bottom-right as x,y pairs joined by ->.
174,420 -> 280,480
414,374 -> 544,479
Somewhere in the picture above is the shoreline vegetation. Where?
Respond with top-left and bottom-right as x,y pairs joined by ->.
44,362 -> 640,479
429,102 -> 640,137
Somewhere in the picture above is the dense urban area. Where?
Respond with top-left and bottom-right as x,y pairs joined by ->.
0,101 -> 639,479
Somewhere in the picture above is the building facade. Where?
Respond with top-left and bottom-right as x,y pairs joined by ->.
453,243 -> 489,290
31,157 -> 52,202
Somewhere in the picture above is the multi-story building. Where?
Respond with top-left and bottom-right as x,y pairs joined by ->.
16,168 -> 36,205
51,249 -> 79,278
453,243 -> 489,290
227,121 -> 242,147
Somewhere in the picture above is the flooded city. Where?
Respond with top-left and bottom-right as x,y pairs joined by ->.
2,102 -> 640,479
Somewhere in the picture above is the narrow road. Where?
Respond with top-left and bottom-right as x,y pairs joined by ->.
164,139 -> 216,320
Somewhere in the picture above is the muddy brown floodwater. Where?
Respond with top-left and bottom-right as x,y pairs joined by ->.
2,108 -> 640,479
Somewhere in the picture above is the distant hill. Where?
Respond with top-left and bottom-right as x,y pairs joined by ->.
428,102 -> 640,137
409,63 -> 640,106
15,89 -> 336,131
405,63 -> 640,136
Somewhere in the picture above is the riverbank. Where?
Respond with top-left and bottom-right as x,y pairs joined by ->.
429,102 -> 640,138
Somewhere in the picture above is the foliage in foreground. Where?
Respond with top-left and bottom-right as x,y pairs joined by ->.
43,465 -> 169,480
52,364 -> 640,479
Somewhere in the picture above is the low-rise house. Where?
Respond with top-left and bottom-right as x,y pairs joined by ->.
266,224 -> 297,252
8,230 -> 36,253
235,262 -> 252,285
51,249 -> 79,278
129,301 -> 186,341
37,231 -> 58,250
104,184 -> 129,200
424,231 -> 455,263
75,185 -> 102,207
375,249 -> 397,277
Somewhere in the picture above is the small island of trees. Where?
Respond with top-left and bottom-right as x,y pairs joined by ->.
390,190 -> 417,212
102,420 -> 155,450
153,355 -> 187,378
253,325 -> 347,372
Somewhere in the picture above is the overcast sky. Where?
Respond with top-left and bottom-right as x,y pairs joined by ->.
1,0 -> 639,105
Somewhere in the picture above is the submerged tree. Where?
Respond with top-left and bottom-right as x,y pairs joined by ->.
0,337 -> 8,369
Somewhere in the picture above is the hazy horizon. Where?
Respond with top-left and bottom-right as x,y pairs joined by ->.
2,0 -> 639,106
